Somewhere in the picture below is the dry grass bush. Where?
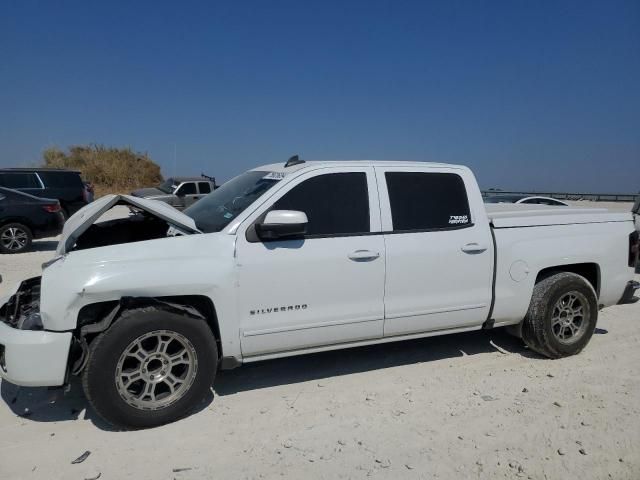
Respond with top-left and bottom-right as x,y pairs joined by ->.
43,145 -> 163,197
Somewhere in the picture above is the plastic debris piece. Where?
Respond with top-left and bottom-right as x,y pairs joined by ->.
71,451 -> 91,464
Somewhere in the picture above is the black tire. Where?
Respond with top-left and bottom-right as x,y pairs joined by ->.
0,222 -> 33,254
522,272 -> 598,358
82,307 -> 218,429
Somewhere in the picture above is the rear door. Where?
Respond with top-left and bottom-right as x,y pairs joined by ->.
235,166 -> 385,356
376,166 -> 493,336
36,171 -> 86,215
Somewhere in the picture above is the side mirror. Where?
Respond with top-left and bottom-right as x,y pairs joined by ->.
256,210 -> 308,240
175,186 -> 186,197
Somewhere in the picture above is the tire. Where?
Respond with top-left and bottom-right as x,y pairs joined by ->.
82,307 -> 218,429
0,223 -> 33,254
521,272 -> 598,358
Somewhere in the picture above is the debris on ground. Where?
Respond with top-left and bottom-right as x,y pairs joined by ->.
489,340 -> 510,354
71,451 -> 91,464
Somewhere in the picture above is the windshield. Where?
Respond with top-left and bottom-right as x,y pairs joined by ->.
157,178 -> 177,194
184,171 -> 282,233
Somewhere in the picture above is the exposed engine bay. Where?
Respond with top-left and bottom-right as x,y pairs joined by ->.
55,195 -> 201,255
72,210 -> 172,251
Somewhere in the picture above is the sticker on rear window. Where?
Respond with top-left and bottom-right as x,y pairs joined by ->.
449,215 -> 469,225
263,172 -> 286,180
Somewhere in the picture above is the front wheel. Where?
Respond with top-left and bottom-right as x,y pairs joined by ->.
82,307 -> 218,429
521,272 -> 598,358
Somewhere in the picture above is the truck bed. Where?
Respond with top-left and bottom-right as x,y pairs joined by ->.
485,203 -> 632,228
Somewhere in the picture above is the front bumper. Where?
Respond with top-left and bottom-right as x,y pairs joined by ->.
0,279 -> 71,387
618,280 -> 640,305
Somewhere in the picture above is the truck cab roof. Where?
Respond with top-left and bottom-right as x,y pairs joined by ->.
251,160 -> 467,175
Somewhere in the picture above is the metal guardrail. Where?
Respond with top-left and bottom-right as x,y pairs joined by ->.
482,191 -> 639,203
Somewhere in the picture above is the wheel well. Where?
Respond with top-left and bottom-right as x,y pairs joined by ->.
0,217 -> 33,231
77,295 -> 223,357
535,263 -> 600,297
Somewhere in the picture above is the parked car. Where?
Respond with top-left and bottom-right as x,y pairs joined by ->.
0,187 -> 64,254
484,194 -> 569,206
633,195 -> 639,232
1,158 -> 638,428
131,175 -> 217,210
0,168 -> 89,218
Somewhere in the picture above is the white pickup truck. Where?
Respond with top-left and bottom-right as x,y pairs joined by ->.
1,158 -> 638,428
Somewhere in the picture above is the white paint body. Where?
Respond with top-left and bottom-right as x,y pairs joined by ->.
0,161 -> 636,386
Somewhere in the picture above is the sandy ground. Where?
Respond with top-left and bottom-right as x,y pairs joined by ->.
0,203 -> 639,480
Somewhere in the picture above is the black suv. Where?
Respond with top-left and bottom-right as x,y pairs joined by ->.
0,187 -> 64,253
0,168 -> 89,217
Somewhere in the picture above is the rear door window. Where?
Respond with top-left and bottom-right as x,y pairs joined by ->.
198,182 -> 212,194
0,172 -> 41,189
385,172 -> 471,231
38,171 -> 83,188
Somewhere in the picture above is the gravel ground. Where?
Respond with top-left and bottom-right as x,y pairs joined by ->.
0,202 -> 638,479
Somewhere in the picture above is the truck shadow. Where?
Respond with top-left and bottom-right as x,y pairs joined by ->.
215,329 -> 531,395
0,329 -> 531,431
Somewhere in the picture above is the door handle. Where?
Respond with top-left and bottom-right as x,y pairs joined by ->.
461,242 -> 488,254
348,250 -> 380,261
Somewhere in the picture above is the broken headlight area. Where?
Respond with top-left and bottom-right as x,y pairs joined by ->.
0,277 -> 44,330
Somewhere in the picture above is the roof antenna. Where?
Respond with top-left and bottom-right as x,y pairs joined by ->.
284,155 -> 305,168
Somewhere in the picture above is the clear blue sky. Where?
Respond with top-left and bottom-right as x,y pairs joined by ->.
1,0 -> 638,192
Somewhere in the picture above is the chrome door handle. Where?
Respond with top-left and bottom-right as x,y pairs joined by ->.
461,243 -> 488,254
348,250 -> 380,261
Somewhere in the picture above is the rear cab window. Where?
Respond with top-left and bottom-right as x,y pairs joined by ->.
383,171 -> 472,231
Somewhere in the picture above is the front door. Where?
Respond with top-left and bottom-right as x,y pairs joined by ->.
376,166 -> 493,336
236,167 -> 385,357
175,182 -> 201,209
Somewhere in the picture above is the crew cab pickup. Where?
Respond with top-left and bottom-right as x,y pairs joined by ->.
1,158 -> 638,428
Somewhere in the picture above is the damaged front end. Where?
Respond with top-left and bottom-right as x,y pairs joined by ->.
0,277 -> 72,387
0,277 -> 43,331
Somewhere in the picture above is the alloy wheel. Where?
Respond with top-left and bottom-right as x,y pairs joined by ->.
1,226 -> 28,252
551,292 -> 588,344
115,330 -> 198,411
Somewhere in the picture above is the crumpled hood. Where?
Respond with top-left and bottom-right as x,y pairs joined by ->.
56,194 -> 200,255
131,187 -> 169,198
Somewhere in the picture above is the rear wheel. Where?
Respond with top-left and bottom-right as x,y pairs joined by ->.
0,223 -> 32,254
82,307 -> 218,429
522,272 -> 598,358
